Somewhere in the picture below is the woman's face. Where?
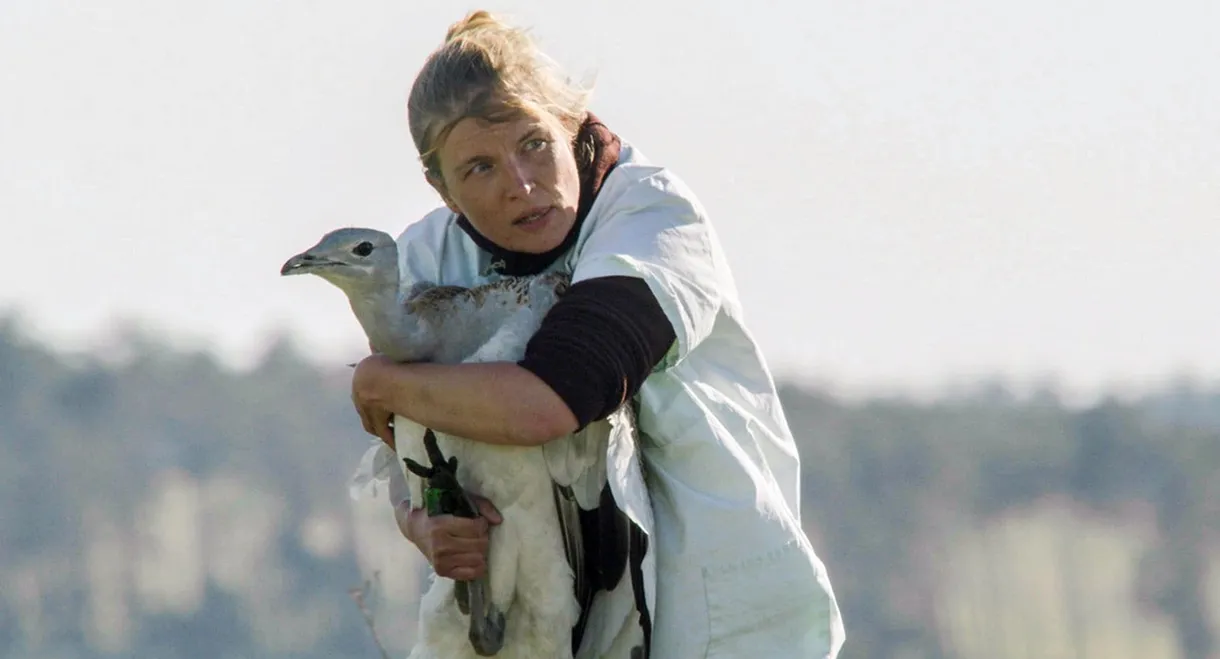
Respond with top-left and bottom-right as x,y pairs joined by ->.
429,110 -> 581,254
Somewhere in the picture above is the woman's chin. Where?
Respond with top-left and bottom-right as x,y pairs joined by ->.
513,237 -> 565,254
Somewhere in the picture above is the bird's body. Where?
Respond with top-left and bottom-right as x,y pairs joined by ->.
282,227 -> 628,659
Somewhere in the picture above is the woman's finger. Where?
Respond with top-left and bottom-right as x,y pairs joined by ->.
447,565 -> 486,581
430,530 -> 490,557
352,396 -> 391,447
435,552 -> 485,569
471,496 -> 503,525
371,409 -> 394,447
434,515 -> 489,539
432,532 -> 489,554
435,551 -> 488,579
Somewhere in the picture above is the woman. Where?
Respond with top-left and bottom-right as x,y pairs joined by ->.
351,10 -> 845,658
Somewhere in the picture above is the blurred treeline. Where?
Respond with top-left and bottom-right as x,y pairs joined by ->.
1,315 -> 1217,659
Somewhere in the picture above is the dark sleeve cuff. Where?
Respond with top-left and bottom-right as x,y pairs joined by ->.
518,276 -> 675,429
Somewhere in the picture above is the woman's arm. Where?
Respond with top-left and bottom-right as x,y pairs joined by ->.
351,357 -> 579,448
351,275 -> 675,449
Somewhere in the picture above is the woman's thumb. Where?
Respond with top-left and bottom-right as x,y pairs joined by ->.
477,497 -> 503,525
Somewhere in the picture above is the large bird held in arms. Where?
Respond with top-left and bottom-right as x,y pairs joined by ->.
280,227 -> 648,659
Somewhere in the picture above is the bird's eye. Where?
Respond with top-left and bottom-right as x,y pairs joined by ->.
352,241 -> 374,257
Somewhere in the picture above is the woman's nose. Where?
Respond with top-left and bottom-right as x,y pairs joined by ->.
503,156 -> 534,197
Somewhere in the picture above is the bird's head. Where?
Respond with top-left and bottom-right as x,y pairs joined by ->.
280,227 -> 399,292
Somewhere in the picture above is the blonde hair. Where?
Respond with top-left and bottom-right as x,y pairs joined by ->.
407,10 -> 592,180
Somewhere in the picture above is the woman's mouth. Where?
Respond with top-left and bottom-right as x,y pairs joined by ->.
513,206 -> 554,232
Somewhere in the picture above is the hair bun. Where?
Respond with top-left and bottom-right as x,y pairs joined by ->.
445,9 -> 503,43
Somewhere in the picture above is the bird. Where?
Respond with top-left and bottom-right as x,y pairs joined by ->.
280,227 -> 643,659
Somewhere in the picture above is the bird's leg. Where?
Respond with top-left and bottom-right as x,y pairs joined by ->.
402,430 -> 493,628
470,509 -> 511,656
467,570 -> 506,656
454,581 -> 472,616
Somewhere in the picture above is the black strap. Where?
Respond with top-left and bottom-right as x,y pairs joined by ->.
571,483 -> 630,653
629,523 -> 652,658
569,488 -> 652,658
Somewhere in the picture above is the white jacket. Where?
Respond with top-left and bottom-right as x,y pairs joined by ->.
396,140 -> 845,658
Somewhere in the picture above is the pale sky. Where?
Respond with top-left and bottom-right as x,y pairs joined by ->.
2,0 -> 1217,400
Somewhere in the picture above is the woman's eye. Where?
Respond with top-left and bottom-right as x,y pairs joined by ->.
524,138 -> 547,151
468,162 -> 491,177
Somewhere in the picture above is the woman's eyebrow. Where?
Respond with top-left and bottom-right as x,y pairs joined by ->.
517,126 -> 546,144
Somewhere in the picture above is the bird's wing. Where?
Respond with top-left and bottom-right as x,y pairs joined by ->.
560,404 -> 654,657
546,402 -> 644,653
551,481 -> 587,628
544,416 -> 609,510
403,284 -> 471,314
544,409 -> 608,640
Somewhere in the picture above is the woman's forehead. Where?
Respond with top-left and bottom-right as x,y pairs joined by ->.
443,112 -> 558,155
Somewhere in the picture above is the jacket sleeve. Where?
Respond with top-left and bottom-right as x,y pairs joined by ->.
571,172 -> 724,367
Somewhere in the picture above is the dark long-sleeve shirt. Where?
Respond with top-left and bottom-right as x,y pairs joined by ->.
518,275 -> 675,429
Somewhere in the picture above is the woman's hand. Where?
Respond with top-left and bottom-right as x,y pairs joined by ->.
393,495 -> 504,580
351,353 -> 400,449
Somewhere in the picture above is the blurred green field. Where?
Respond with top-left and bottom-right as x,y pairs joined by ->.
3,319 -> 1217,658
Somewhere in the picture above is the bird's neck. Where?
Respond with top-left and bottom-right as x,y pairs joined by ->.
346,285 -> 418,357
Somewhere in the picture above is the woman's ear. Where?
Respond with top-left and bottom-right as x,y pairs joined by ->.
425,171 -> 461,215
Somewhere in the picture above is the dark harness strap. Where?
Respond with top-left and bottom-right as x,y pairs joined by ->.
570,482 -> 652,658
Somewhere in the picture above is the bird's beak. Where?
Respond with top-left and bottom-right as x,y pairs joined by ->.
280,251 -> 320,276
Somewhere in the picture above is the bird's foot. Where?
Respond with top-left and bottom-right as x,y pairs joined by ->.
404,429 -> 478,518
466,577 -> 505,656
